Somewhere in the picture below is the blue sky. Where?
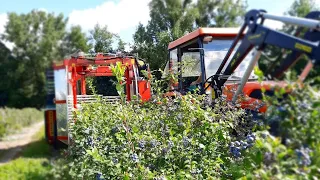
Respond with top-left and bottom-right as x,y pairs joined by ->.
0,0 -> 314,47
0,0 -> 297,16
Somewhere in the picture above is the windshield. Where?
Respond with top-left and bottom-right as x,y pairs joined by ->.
203,39 -> 258,80
181,52 -> 201,77
163,39 -> 258,80
162,49 -> 201,78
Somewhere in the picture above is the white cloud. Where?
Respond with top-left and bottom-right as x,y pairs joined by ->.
0,13 -> 14,50
0,13 -> 8,35
3,41 -> 14,50
68,0 -> 151,34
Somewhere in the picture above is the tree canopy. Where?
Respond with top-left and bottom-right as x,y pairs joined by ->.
88,24 -> 116,53
61,25 -> 91,56
0,10 -> 89,108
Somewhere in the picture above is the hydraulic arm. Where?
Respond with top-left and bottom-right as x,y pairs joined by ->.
268,11 -> 320,80
206,9 -> 320,103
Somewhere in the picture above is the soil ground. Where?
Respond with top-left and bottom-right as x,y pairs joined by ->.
0,121 -> 44,165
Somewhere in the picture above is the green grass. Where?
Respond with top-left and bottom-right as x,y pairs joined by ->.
0,126 -> 55,180
0,158 -> 52,180
0,107 -> 43,138
20,126 -> 51,158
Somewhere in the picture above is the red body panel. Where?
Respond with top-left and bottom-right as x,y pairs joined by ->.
138,80 -> 151,102
168,27 -> 244,50
45,110 -> 56,144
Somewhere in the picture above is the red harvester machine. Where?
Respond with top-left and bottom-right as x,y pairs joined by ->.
44,52 -> 152,148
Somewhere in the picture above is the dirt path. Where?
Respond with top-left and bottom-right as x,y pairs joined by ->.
0,121 -> 44,165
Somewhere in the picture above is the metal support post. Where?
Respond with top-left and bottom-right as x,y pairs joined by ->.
232,50 -> 262,104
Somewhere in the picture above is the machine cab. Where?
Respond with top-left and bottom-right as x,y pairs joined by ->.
163,28 -> 258,96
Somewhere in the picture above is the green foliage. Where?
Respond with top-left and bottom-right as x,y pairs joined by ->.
0,108 -> 43,138
1,10 -> 67,108
265,85 -> 320,147
0,158 -> 52,180
196,0 -> 247,27
252,84 -> 320,179
0,10 -> 89,108
61,25 -> 91,56
117,38 -> 126,52
52,67 -> 320,179
2,10 -> 67,62
88,23 -> 117,53
64,93 -> 246,179
0,42 -> 16,107
110,62 -> 127,102
285,0 -> 319,19
49,158 -> 73,180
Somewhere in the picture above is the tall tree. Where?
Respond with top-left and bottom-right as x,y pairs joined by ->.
133,0 -> 199,73
88,24 -> 115,53
0,42 -> 16,107
196,0 -> 247,27
117,38 -> 126,52
1,10 -> 90,108
60,25 -> 91,56
1,10 -> 67,108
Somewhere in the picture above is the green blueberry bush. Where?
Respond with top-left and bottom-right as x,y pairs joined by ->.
53,63 -> 320,179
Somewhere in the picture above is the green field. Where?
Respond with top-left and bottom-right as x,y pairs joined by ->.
0,108 -> 43,138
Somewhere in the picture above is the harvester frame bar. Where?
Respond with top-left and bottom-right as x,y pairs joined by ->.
208,9 -> 320,101
268,11 -> 320,79
262,12 -> 320,29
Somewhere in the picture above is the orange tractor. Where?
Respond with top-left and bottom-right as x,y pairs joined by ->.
164,9 -> 320,113
44,52 -> 152,148
163,27 -> 287,113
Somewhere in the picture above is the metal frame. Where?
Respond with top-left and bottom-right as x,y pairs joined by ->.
177,48 -> 183,92
207,9 -> 320,101
198,37 -> 206,94
232,50 -> 262,103
268,11 -> 320,79
167,36 -> 208,94
65,53 -> 150,108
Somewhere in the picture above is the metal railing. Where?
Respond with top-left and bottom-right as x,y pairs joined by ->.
67,95 -> 121,120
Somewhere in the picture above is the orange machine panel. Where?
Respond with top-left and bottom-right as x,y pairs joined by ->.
45,110 -> 56,144
138,80 -> 151,102
223,81 -> 290,113
223,83 -> 267,112
168,27 -> 243,50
